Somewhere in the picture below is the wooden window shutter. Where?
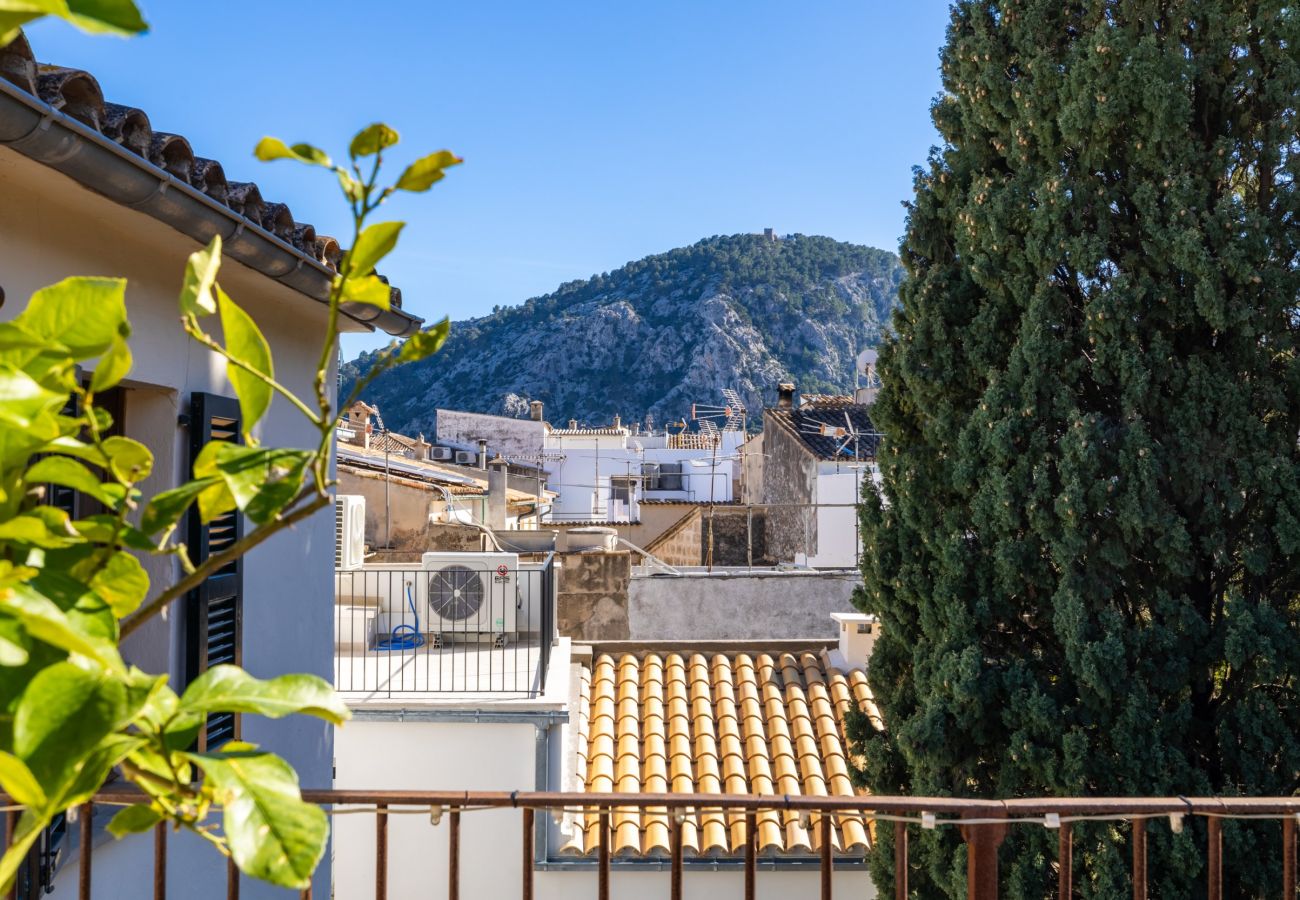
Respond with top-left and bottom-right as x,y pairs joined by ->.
184,392 -> 243,750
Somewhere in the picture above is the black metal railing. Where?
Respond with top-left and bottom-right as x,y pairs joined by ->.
333,553 -> 557,696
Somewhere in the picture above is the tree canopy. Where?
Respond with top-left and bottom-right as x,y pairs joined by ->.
855,3 -> 1300,897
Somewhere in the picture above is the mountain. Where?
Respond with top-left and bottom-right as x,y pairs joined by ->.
340,233 -> 903,435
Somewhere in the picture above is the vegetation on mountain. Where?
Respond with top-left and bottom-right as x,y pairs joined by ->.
342,233 -> 902,434
853,3 -> 1300,898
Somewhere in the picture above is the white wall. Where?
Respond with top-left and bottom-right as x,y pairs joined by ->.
333,719 -> 876,900
0,147 -> 337,898
436,409 -> 547,459
798,467 -> 870,569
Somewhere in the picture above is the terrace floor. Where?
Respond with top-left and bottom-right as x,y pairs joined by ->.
333,637 -> 559,703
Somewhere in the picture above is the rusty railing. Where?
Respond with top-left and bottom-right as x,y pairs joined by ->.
13,790 -> 1300,900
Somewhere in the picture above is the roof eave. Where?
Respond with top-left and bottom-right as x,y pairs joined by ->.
0,77 -> 424,338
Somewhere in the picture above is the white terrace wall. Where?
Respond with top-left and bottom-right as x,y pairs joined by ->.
332,718 -> 876,900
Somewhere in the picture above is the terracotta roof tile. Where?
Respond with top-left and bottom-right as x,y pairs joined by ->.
565,649 -> 877,859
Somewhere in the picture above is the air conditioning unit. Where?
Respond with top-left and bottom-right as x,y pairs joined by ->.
429,446 -> 454,461
454,450 -> 477,465
335,494 -> 366,570
417,552 -> 519,645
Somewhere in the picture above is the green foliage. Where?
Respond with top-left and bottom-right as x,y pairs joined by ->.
0,0 -> 146,46
856,4 -> 1300,898
0,111 -> 458,892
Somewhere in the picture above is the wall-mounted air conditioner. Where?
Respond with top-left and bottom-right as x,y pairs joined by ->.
418,552 -> 519,646
429,446 -> 454,461
335,494 -> 366,570
454,450 -> 477,465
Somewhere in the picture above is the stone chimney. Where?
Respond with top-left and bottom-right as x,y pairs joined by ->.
413,433 -> 431,460
345,401 -> 378,448
776,383 -> 796,410
529,400 -> 544,422
486,455 -> 509,530
830,612 -> 879,671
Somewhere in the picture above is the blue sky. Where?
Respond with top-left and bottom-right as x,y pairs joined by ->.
27,1 -> 951,354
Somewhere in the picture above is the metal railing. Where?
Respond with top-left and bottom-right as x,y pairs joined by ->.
333,553 -> 557,696
24,790 -> 1300,900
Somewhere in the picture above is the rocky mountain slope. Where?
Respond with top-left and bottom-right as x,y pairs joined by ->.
341,233 -> 902,435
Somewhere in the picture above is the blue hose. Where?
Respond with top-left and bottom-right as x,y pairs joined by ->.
377,583 -> 426,651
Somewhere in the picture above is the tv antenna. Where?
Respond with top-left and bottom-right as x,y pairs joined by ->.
691,389 -> 748,433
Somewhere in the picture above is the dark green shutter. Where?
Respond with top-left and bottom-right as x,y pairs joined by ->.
184,392 -> 243,749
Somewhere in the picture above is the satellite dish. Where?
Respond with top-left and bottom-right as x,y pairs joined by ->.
857,348 -> 878,371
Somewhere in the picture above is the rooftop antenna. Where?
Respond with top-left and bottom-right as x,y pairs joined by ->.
691,389 -> 748,434
800,411 -> 880,460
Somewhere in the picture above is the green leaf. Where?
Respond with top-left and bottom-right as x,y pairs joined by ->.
139,478 -> 216,534
394,150 -> 462,193
14,662 -> 126,801
17,277 -> 129,358
102,435 -> 153,482
397,318 -> 451,364
188,746 -> 327,889
0,510 -> 80,549
0,616 -> 30,667
336,169 -> 363,203
179,235 -> 221,317
89,338 -> 132,392
63,0 -> 147,35
0,13 -> 43,47
346,221 -> 404,277
89,552 -> 148,618
25,456 -> 126,508
180,666 -> 349,724
1,584 -> 122,668
338,274 -> 391,310
349,123 -> 399,158
107,803 -> 162,838
216,287 -> 274,438
198,444 -> 311,525
0,811 -> 49,895
253,137 -> 331,168
41,436 -> 108,468
0,752 -> 44,808
0,365 -> 68,430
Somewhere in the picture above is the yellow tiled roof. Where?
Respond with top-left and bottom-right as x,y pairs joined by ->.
561,650 -> 880,859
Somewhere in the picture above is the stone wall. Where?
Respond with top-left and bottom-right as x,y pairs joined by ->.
555,551 -> 632,640
644,508 -> 701,566
761,414 -> 818,563
701,506 -> 771,566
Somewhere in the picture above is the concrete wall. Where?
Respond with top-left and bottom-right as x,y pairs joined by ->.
628,572 -> 861,640
435,408 -> 547,458
333,718 -> 876,900
0,147 -> 336,898
556,551 -> 632,640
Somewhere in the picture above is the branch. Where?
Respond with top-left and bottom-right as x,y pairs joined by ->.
120,492 -> 330,638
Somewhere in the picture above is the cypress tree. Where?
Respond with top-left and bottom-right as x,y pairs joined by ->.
854,3 -> 1300,897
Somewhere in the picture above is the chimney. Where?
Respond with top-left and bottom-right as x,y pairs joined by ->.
477,438 -> 488,470
486,455 -> 509,530
569,419 -> 578,430
776,382 -> 795,410
830,612 -> 879,670
413,433 -> 431,460
529,400 -> 544,422
612,414 -> 621,430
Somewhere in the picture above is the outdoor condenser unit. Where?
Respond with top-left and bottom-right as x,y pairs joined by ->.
454,450 -> 477,465
429,446 -> 454,461
335,494 -> 366,570
418,552 -> 519,646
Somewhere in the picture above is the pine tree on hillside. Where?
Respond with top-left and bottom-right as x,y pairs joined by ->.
854,3 -> 1300,897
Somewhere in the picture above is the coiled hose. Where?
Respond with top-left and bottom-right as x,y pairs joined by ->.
377,583 -> 426,651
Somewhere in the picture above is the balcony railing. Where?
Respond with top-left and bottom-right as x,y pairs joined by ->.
334,554 -> 556,697
27,790 -> 1300,900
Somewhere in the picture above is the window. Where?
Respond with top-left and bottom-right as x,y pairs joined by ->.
644,462 -> 683,492
610,476 -> 636,505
